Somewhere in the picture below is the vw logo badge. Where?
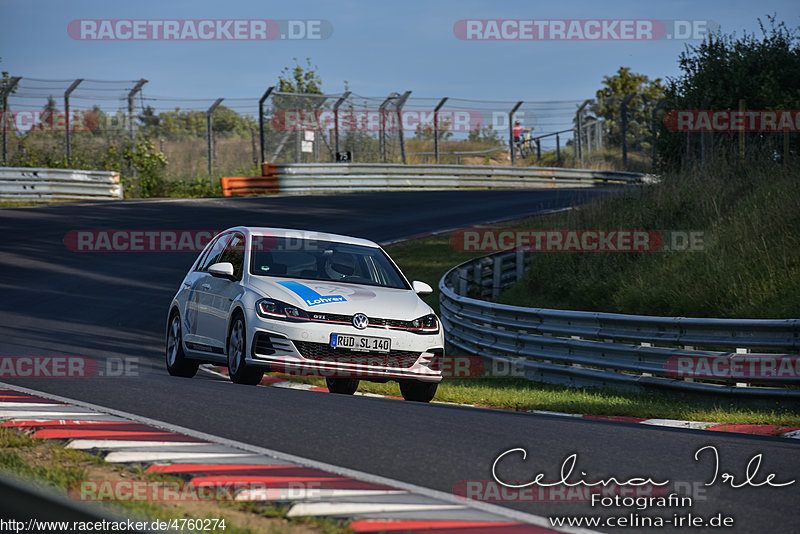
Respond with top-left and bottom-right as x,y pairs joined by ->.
352,313 -> 369,330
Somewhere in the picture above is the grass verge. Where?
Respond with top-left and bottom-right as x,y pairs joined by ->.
359,169 -> 800,425
0,427 -> 348,534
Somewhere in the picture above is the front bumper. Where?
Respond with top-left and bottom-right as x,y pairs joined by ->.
245,317 -> 444,383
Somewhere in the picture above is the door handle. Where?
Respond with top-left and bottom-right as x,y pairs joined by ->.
183,282 -> 191,287
201,284 -> 211,290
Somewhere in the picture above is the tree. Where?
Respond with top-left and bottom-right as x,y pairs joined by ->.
139,105 -> 255,138
278,57 -> 322,94
657,15 -> 800,168
414,118 -> 452,141
588,67 -> 664,150
468,125 -> 503,146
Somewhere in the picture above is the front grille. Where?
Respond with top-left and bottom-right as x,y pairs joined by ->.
292,341 -> 420,368
305,312 -> 415,330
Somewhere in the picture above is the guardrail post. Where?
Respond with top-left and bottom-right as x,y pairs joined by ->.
515,249 -> 525,281
458,268 -> 467,296
620,92 -> 637,169
492,255 -> 502,300
127,79 -> 148,142
509,101 -> 523,164
64,79 -> 83,165
258,86 -> 274,164
206,97 -> 224,180
396,91 -> 412,164
433,97 -> 448,164
473,261 -> 482,297
333,91 -> 351,155
1,76 -> 21,165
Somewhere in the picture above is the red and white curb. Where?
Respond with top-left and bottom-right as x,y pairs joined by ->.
0,384 -> 593,534
200,366 -> 800,441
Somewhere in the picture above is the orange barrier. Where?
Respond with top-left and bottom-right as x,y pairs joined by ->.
220,176 -> 279,197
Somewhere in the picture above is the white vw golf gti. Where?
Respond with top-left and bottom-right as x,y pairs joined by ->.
166,227 -> 444,402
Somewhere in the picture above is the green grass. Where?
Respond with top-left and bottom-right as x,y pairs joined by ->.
0,427 -> 346,533
495,156 -> 800,318
374,160 -> 800,424
279,375 -> 800,426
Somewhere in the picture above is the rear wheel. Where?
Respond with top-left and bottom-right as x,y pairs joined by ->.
326,377 -> 359,395
165,312 -> 199,378
400,380 -> 438,402
227,314 -> 264,385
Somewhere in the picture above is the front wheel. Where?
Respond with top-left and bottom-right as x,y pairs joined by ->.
227,315 -> 264,385
400,380 -> 438,403
165,312 -> 199,378
326,377 -> 359,395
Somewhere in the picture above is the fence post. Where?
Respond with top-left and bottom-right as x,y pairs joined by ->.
509,101 -> 523,164
556,133 -> 561,165
127,79 -> 148,142
739,99 -> 746,162
620,92 -> 637,169
536,136 -> 542,163
1,76 -> 21,165
651,99 -> 666,166
575,99 -> 591,166
206,98 -> 223,180
433,97 -> 448,164
64,79 -> 83,165
396,91 -> 411,164
378,93 -> 397,163
258,86 -> 274,165
596,120 -> 603,151
333,91 -> 351,155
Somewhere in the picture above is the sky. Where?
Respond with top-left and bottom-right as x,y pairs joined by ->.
1,0 -> 798,135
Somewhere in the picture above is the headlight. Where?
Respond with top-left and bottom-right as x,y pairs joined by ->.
411,313 -> 439,334
256,299 -> 309,321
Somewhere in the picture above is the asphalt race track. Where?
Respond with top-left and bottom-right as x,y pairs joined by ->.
1,189 -> 798,533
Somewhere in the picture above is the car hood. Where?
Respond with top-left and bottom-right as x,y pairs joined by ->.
247,276 -> 433,320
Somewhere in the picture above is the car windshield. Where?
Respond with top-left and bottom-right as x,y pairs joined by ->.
249,236 -> 410,290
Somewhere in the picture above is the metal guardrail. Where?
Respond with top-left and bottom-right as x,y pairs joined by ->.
270,163 -> 644,194
439,251 -> 800,398
0,167 -> 123,201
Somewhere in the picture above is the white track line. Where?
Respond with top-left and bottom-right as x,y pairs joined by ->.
0,381 -> 596,534
286,501 -> 465,518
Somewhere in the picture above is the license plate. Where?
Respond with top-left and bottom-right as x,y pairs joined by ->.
331,333 -> 391,353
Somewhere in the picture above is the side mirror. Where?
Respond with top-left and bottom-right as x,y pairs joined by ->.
412,280 -> 433,296
208,262 -> 235,280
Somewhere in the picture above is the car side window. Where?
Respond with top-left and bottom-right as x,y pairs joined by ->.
218,233 -> 246,280
198,233 -> 231,272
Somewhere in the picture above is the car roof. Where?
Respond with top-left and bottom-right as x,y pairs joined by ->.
224,226 -> 381,248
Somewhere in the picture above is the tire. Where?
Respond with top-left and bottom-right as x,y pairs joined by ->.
400,380 -> 438,403
227,314 -> 264,385
326,377 -> 359,395
165,312 -> 199,378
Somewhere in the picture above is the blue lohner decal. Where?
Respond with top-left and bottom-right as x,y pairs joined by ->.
277,280 -> 346,306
